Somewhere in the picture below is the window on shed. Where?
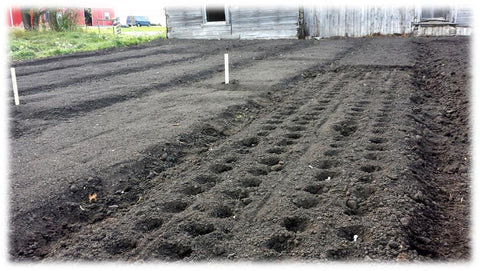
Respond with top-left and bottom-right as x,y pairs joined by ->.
205,6 -> 226,22
421,7 -> 449,21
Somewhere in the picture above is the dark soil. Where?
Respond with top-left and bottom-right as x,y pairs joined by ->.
8,37 -> 470,262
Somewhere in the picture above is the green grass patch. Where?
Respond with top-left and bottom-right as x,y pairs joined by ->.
121,25 -> 165,32
85,25 -> 165,33
9,28 -> 166,61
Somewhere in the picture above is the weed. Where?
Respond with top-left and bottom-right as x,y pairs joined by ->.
8,28 -> 165,61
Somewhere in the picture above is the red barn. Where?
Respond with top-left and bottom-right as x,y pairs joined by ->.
80,8 -> 116,26
7,7 -> 115,27
7,6 -> 23,27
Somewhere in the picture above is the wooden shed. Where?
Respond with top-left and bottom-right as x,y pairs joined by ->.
305,6 -> 472,38
165,5 -> 472,39
165,5 -> 300,39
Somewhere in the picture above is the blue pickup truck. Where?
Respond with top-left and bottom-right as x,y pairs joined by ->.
126,16 -> 151,27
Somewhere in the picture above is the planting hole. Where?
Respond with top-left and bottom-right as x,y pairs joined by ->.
210,163 -> 233,173
262,125 -> 277,130
163,200 -> 189,213
286,126 -> 306,132
301,115 -> 317,121
248,166 -> 269,176
194,174 -> 220,184
285,133 -> 302,139
316,171 -> 337,181
280,110 -> 295,116
293,120 -> 309,125
377,117 -> 391,123
135,217 -> 163,233
369,137 -> 387,144
358,175 -> 373,183
292,195 -> 318,209
324,149 -> 340,156
282,216 -> 309,232
337,225 -> 364,241
312,106 -> 326,111
257,131 -> 269,137
266,120 -> 283,124
366,145 -> 386,151
105,236 -> 137,255
285,105 -> 298,110
267,147 -> 285,154
372,122 -> 386,128
360,165 -> 381,173
240,137 -> 259,147
332,120 -> 358,137
265,234 -> 294,253
352,185 -> 376,199
224,156 -> 237,163
259,156 -> 280,166
304,184 -> 326,194
181,184 -> 204,195
351,107 -> 364,112
184,222 -> 215,237
314,159 -> 339,169
326,248 -> 348,260
211,205 -> 234,218
347,112 -> 362,117
223,188 -> 249,199
156,242 -> 192,260
240,177 -> 262,187
372,128 -> 385,134
276,139 -> 294,146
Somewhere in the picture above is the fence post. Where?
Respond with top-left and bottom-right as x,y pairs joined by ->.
224,54 -> 229,84
114,17 -> 121,34
10,68 -> 20,105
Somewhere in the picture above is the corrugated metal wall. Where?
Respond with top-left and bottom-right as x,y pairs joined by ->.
166,6 -> 299,39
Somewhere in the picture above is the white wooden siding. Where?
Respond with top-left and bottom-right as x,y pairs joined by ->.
165,6 -> 472,39
305,6 -> 417,38
455,8 -> 472,26
166,6 -> 299,39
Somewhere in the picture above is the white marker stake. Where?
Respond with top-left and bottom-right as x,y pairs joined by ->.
10,68 -> 20,105
224,53 -> 229,84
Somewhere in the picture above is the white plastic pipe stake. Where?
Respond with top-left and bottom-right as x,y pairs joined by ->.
11,68 -> 20,105
224,53 -> 229,84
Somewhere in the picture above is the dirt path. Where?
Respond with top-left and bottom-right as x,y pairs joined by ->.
8,37 -> 470,261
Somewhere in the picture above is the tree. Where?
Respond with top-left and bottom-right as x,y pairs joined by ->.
20,8 -> 32,30
58,9 -> 79,31
32,9 -> 46,30
47,8 -> 79,31
48,9 -> 60,31
20,8 -> 46,30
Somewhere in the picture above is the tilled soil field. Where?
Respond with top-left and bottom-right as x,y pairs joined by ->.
8,37 -> 470,261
